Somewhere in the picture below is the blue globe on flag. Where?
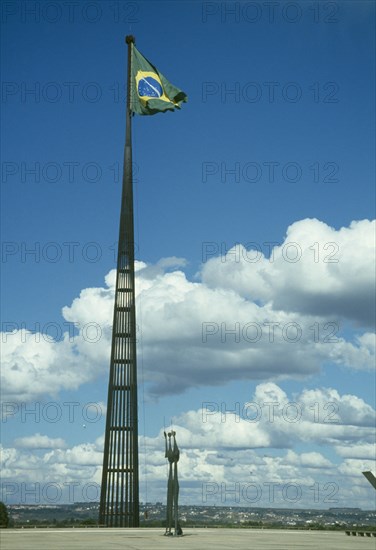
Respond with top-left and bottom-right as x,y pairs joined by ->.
138,76 -> 163,98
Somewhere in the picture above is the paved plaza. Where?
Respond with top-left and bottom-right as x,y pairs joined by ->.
1,528 -> 375,550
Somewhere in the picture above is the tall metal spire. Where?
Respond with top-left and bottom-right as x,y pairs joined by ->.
99,35 -> 139,527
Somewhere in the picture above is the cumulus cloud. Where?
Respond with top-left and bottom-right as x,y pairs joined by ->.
1,328 -> 111,402
1,218 -> 374,401
284,450 -> 332,469
334,444 -> 376,460
0,434 -> 105,485
14,434 -> 67,450
201,218 -> 376,327
338,459 -> 376,479
3,380 -> 375,508
297,387 -> 376,428
136,382 -> 375,506
43,442 -> 103,467
149,383 -> 376,452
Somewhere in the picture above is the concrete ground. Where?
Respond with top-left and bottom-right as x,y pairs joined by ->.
1,528 -> 376,550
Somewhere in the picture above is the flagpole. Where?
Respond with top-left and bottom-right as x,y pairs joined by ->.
124,32 -> 140,529
99,34 -> 139,528
100,34 -> 186,529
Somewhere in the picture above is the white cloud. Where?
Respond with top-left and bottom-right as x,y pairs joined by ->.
338,459 -> 376,479
284,450 -> 332,469
14,433 -> 67,450
1,218 -> 374,401
0,328 -> 110,402
44,443 -> 103,467
0,436 -> 103,487
1,382 -> 375,508
334,444 -> 376,460
170,383 -> 375,451
201,218 -> 376,327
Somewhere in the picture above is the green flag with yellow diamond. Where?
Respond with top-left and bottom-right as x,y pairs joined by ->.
130,45 -> 187,115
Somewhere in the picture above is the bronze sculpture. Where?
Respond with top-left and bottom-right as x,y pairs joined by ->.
164,430 -> 182,536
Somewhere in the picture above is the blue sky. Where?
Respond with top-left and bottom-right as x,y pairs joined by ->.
1,1 -> 375,510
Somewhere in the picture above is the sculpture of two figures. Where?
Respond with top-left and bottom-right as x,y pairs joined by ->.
164,430 -> 182,536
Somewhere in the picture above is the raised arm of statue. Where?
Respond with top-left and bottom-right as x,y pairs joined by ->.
164,431 -> 168,458
166,432 -> 174,462
172,431 -> 180,463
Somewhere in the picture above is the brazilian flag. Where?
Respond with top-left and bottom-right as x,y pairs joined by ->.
130,45 -> 187,115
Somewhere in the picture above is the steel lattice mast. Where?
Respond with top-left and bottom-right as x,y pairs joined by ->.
99,35 -> 139,527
